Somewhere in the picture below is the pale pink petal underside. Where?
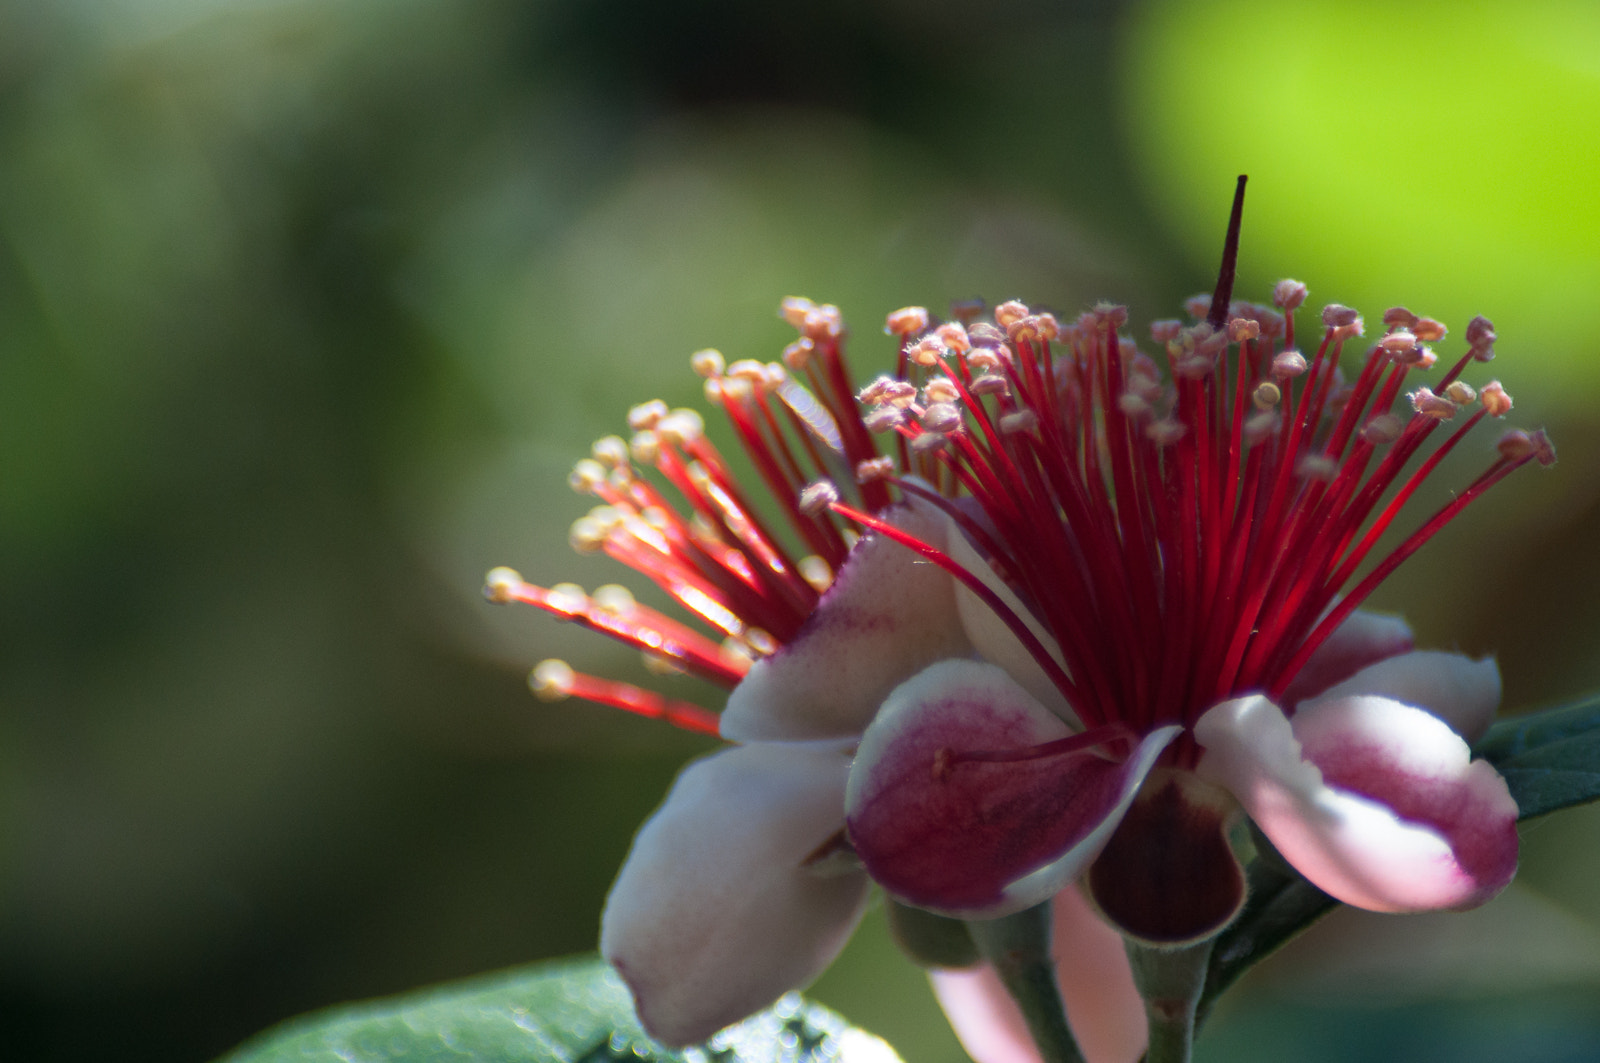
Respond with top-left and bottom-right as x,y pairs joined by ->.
1280,610 -> 1414,707
719,496 -> 971,742
601,741 -> 870,1046
845,659 -> 1177,918
931,886 -> 1147,1063
1195,694 -> 1517,913
1312,650 -> 1501,742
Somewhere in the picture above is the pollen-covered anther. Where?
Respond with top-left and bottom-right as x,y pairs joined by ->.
854,456 -> 895,483
1361,413 -> 1405,445
591,584 -> 637,616
1444,381 -> 1477,405
1243,409 -> 1278,444
1119,392 -> 1152,418
999,410 -> 1038,435
886,306 -> 931,336
797,555 -> 833,594
1228,317 -> 1261,343
569,515 -> 609,554
655,408 -> 706,445
1271,349 -> 1308,379
1414,317 -> 1448,342
935,322 -> 971,353
628,399 -> 672,430
568,458 -> 607,494
1185,294 -> 1213,320
1531,429 -> 1557,466
1297,454 -> 1338,481
780,296 -> 817,329
1322,303 -> 1360,329
726,359 -> 768,384
862,405 -> 903,434
911,430 -> 950,452
1480,380 -> 1513,417
1147,418 -> 1187,446
782,338 -> 815,370
798,479 -> 840,517
965,348 -> 1002,372
923,378 -> 960,404
994,300 -> 1030,328
920,402 -> 963,434
1252,381 -> 1282,410
1467,315 -> 1498,360
1409,387 -> 1459,420
1497,429 -> 1536,461
1382,307 -> 1419,330
1379,329 -> 1418,356
970,373 -> 1009,397
483,566 -> 525,604
591,436 -> 630,470
1150,319 -> 1184,344
802,304 -> 844,342
529,659 -> 575,701
546,582 -> 590,615
688,349 -> 725,379
908,336 -> 949,367
1272,279 -> 1308,311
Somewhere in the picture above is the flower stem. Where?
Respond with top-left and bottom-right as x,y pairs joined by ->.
1125,939 -> 1213,1063
967,904 -> 1087,1063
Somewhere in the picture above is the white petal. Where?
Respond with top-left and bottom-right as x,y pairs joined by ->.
719,496 -> 971,741
944,520 -> 1078,726
601,741 -> 870,1046
930,887 -> 1146,1063
1312,650 -> 1501,742
1195,694 -> 1517,913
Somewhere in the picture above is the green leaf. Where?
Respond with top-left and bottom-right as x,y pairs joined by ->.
1477,698 -> 1600,821
219,954 -> 901,1063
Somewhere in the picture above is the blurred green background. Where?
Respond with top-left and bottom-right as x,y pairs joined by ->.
3,1 -> 1600,1060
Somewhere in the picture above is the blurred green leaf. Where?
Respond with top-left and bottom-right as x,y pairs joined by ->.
1479,698 -> 1600,820
219,954 -> 901,1063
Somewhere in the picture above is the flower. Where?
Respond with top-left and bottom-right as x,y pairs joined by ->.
488,216 -> 1551,1048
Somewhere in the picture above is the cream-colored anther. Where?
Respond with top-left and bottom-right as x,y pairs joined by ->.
1118,392 -> 1151,418
629,431 -> 660,464
1272,279 -> 1308,311
966,348 -> 1001,372
568,458 -> 607,493
920,402 -> 963,434
655,408 -> 705,445
855,456 -> 895,483
882,380 -> 918,407
936,322 -> 971,353
628,399 -> 670,430
886,306 -> 930,336
568,516 -> 608,553
1229,317 -> 1261,343
994,300 -> 1029,328
970,373 -> 1009,397
780,296 -> 817,330
592,584 -> 637,614
483,567 -> 524,604
744,627 -> 778,657
910,430 -> 949,452
1036,313 -> 1061,340
1297,455 -> 1337,481
802,304 -> 844,341
783,338 -> 815,370
592,435 -> 630,469
863,406 -> 903,433
1380,330 -> 1418,356
908,336 -> 948,366
1361,413 -> 1404,445
727,359 -> 767,382
1413,318 -> 1447,342
690,348 -> 726,378
530,660 -> 575,701
1252,381 -> 1282,410
798,480 -> 840,517
1444,381 -> 1477,405
1480,380 -> 1513,418
1382,307 -> 1419,330
924,378 -> 960,404
720,637 -> 756,671
1146,418 -> 1187,446
546,583 -> 590,614
999,410 -> 1038,435
1409,387 -> 1458,420
1184,294 -> 1213,320
798,555 -> 833,593
1150,319 -> 1184,344
1093,303 -> 1129,329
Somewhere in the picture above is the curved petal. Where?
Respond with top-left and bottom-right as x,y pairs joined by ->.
601,741 -> 870,1046
1280,610 -> 1414,707
1195,694 -> 1517,913
845,659 -> 1178,918
1312,650 -> 1501,742
720,496 -> 971,742
945,520 -> 1078,726
930,887 -> 1147,1063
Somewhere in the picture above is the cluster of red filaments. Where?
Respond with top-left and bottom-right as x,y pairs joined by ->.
487,285 -> 1550,753
485,297 -> 898,735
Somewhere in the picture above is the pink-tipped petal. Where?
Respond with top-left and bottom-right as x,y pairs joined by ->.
845,659 -> 1177,918
1280,610 -> 1414,706
720,497 -> 971,742
601,741 -> 870,1046
930,887 -> 1146,1063
1195,695 -> 1517,913
944,522 -> 1078,726
1312,650 -> 1501,742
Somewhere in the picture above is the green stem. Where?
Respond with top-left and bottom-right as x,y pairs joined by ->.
967,904 -> 1086,1063
1126,939 -> 1212,1063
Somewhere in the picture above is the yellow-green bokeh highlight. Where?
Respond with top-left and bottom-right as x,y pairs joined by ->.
1121,0 -> 1600,410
